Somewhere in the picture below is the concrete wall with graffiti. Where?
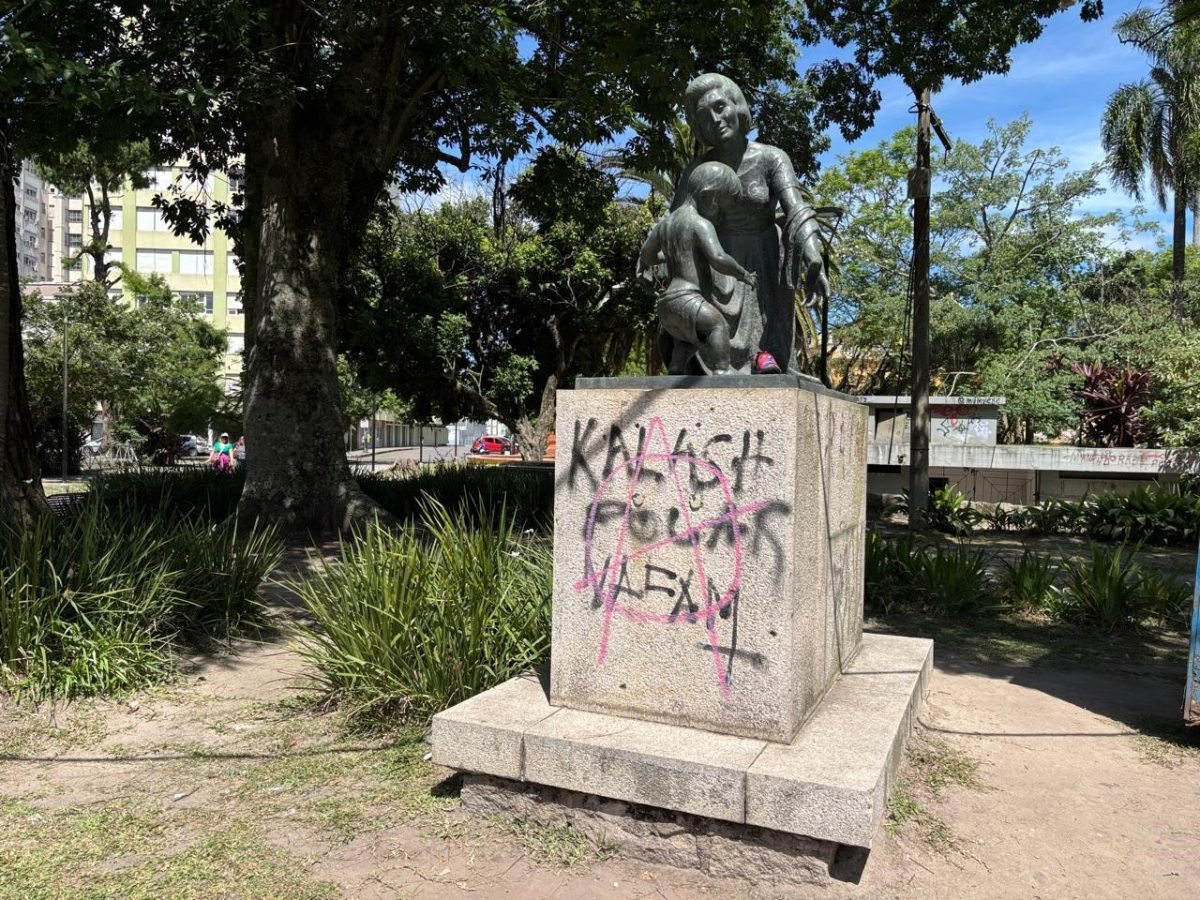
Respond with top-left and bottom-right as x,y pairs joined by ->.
549,383 -> 867,744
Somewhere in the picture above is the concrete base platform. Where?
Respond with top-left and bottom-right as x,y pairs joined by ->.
460,774 -> 868,886
432,633 -> 931,849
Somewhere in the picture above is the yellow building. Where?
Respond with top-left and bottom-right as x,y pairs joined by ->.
71,165 -> 244,391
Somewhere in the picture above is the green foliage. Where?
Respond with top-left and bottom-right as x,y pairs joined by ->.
0,496 -> 281,699
1138,568 -> 1194,629
357,465 -> 552,533
1144,330 -> 1200,446
341,155 -> 656,429
907,544 -> 998,615
1053,544 -> 1149,632
804,1 -> 1103,97
866,532 -> 996,615
928,486 -> 981,537
867,530 -> 1192,632
34,140 -> 154,285
292,500 -> 552,723
22,278 -> 225,467
90,468 -> 247,523
998,550 -> 1059,610
815,117 -> 1185,442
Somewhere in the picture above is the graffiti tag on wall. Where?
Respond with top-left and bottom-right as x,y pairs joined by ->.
569,415 -> 788,699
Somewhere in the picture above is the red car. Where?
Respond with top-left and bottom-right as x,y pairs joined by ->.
470,435 -> 513,454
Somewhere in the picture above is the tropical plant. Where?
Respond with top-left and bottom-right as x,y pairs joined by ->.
292,499 -> 552,723
907,544 -> 999,615
1071,362 -> 1154,448
1052,544 -> 1150,631
1138,568 -> 1194,629
998,549 -> 1059,611
1101,7 -> 1200,319
928,485 -> 981,536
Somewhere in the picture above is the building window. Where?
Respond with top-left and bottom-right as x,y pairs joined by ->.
143,167 -> 175,191
136,207 -> 169,232
178,291 -> 214,314
135,250 -> 172,274
227,333 -> 244,356
67,234 -> 83,249
226,292 -> 244,316
24,186 -> 37,199
68,209 -> 83,224
108,208 -> 123,232
178,250 -> 214,276
103,248 -> 122,266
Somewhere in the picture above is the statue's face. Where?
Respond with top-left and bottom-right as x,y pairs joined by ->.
695,88 -> 741,145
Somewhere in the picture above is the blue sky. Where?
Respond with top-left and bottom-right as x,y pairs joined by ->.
814,0 -> 1170,250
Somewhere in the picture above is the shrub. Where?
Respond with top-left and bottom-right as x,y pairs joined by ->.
293,498 -> 552,722
0,497 -> 280,699
357,463 -> 553,531
981,504 -> 1017,532
1051,544 -> 1149,632
883,486 -> 980,536
927,486 -> 981,536
90,467 -> 246,523
908,544 -> 999,615
1138,569 -> 1194,630
998,549 -> 1058,611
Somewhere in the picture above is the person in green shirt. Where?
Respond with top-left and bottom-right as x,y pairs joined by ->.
209,432 -> 234,472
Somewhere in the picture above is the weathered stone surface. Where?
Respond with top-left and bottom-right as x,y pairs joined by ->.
460,774 -> 840,886
551,380 -> 867,742
524,705 -> 764,823
842,631 -> 934,699
430,634 -> 929,850
744,636 -> 931,847
430,673 -> 556,780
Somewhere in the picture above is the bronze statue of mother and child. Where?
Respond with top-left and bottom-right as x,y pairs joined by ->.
638,72 -> 830,376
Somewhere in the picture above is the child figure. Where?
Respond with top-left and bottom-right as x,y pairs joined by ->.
638,161 -> 757,375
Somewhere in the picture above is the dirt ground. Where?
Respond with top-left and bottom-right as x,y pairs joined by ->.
2,549 -> 1198,899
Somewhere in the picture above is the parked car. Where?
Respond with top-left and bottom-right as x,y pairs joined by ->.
179,434 -> 210,458
470,435 -> 513,455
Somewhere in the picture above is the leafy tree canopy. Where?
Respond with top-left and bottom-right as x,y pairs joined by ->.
23,273 -> 226,450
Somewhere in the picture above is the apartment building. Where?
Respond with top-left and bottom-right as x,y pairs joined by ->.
72,165 -> 244,390
13,159 -> 65,281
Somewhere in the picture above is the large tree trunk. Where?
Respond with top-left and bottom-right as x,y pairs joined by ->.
236,119 -> 385,536
0,120 -> 48,521
1172,186 -> 1188,321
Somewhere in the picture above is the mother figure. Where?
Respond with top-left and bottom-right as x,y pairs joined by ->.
667,72 -> 829,374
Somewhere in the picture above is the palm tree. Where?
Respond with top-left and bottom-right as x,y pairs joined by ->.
1101,8 -> 1200,319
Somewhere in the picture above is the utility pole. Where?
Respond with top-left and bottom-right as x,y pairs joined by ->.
908,88 -> 933,530
908,88 -> 951,531
61,303 -> 69,481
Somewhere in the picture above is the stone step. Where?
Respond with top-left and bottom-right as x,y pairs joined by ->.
432,631 -> 931,848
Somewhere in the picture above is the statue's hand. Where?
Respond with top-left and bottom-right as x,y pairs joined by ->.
741,269 -> 758,289
782,207 -> 824,294
803,261 -> 830,311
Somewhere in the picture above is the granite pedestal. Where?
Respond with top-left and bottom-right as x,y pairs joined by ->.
432,376 -> 931,870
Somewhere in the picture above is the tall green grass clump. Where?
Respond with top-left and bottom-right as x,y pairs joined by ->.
1050,544 -> 1148,632
293,498 -> 552,722
908,543 -> 999,615
998,549 -> 1058,610
0,497 -> 281,698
